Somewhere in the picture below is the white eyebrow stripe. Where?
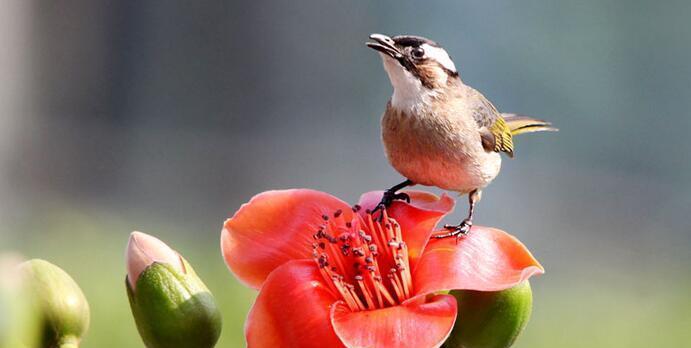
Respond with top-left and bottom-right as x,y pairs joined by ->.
421,44 -> 456,73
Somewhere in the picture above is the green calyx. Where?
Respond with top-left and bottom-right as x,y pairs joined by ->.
444,281 -> 533,348
126,259 -> 222,348
18,259 -> 90,348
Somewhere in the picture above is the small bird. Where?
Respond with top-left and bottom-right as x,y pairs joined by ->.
367,33 -> 557,238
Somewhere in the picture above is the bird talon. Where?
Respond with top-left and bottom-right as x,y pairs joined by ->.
435,220 -> 472,239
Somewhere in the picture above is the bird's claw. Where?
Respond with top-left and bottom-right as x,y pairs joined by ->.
434,220 -> 472,240
371,191 -> 411,219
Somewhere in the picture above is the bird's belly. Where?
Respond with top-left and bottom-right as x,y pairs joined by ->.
384,132 -> 502,194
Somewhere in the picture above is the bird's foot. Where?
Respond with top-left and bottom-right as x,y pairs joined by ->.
370,190 -> 411,218
434,219 -> 472,240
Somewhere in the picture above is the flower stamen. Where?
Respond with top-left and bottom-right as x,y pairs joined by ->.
312,208 -> 413,311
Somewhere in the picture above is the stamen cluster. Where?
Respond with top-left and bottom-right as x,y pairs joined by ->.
312,207 -> 413,311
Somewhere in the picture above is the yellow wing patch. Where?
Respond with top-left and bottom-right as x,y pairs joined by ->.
489,116 -> 514,157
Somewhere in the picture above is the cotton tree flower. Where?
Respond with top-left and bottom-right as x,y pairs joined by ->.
221,189 -> 544,348
125,231 -> 222,348
18,259 -> 90,348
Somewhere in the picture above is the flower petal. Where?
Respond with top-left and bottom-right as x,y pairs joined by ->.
413,226 -> 544,294
222,189 -> 352,289
358,190 -> 454,267
246,260 -> 344,348
331,294 -> 457,348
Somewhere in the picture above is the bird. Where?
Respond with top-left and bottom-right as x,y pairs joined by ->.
366,33 -> 557,238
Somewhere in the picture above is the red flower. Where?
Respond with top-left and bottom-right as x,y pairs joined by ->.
221,189 -> 543,348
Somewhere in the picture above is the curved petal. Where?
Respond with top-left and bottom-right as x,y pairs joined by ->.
331,294 -> 457,348
413,226 -> 544,294
358,190 -> 455,267
246,260 -> 344,348
222,189 -> 352,289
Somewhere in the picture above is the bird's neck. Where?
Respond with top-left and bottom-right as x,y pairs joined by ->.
390,85 -> 440,114
390,81 -> 463,115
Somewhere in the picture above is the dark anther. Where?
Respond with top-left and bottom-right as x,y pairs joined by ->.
353,262 -> 360,269
352,204 -> 362,212
363,235 -> 372,243
331,266 -> 338,272
322,214 -> 329,221
352,248 -> 365,257
318,242 -> 326,250
318,255 -> 328,268
334,209 -> 343,218
345,222 -> 352,228
369,245 -> 377,252
365,209 -> 372,214
364,256 -> 374,264
366,265 -> 376,272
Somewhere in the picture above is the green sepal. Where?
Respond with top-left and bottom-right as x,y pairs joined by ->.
443,281 -> 533,348
126,258 -> 222,348
18,259 -> 90,348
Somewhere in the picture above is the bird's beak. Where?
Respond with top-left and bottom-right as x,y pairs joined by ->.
366,33 -> 402,59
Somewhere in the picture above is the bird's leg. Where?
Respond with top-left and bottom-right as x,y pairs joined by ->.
435,189 -> 481,239
371,179 -> 414,216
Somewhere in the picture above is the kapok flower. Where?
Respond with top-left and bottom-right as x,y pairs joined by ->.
221,189 -> 543,348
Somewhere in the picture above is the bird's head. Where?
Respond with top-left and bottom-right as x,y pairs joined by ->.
367,33 -> 460,110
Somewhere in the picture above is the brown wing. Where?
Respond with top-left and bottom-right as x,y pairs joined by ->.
469,89 -> 514,157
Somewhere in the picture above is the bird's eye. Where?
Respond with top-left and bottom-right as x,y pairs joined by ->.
411,47 -> 425,59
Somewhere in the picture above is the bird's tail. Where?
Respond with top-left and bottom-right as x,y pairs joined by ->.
502,113 -> 558,136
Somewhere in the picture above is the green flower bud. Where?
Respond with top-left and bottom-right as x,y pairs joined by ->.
444,281 -> 533,348
0,255 -> 40,348
126,232 -> 221,348
18,259 -> 90,348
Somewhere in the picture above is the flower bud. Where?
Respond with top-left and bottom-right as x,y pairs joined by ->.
126,232 -> 222,348
444,281 -> 533,348
18,259 -> 90,348
0,255 -> 40,348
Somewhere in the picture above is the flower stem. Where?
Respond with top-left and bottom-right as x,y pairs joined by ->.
58,336 -> 80,348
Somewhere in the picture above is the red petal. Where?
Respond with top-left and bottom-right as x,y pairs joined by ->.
246,260 -> 345,348
222,189 -> 352,289
358,190 -> 455,267
413,226 -> 544,294
331,294 -> 457,348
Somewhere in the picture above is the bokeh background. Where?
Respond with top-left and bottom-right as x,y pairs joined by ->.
1,1 -> 690,347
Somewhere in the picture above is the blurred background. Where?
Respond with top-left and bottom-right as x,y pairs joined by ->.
1,1 -> 690,347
